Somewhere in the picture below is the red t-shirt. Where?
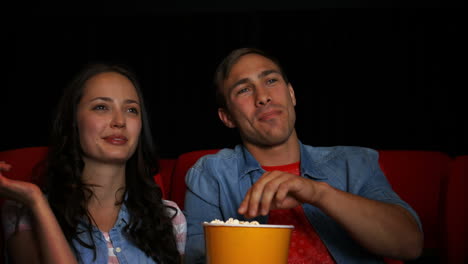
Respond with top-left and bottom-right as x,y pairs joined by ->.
262,162 -> 336,264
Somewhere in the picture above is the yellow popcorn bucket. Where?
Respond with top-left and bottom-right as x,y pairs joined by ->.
203,222 -> 294,264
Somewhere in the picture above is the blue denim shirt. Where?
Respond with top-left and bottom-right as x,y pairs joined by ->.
184,142 -> 421,264
2,197 -> 185,264
73,203 -> 157,264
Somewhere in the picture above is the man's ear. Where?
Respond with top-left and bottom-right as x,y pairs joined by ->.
288,83 -> 296,106
218,108 -> 236,128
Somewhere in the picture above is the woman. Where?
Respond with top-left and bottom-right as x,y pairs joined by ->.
0,63 -> 185,263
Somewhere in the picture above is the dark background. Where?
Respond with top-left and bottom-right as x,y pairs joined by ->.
3,6 -> 466,159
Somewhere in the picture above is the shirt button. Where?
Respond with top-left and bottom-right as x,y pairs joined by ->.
115,247 -> 121,253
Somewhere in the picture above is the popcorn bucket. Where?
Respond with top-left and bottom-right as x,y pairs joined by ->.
203,223 -> 293,264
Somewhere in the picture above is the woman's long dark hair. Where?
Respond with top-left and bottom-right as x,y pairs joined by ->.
44,63 -> 180,264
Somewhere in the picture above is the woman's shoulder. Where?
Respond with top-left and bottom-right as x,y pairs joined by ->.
162,200 -> 185,224
162,200 -> 187,255
162,199 -> 186,237
1,200 -> 30,222
1,200 -> 33,240
162,199 -> 180,210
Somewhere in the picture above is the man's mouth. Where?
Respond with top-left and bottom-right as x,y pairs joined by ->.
258,110 -> 281,121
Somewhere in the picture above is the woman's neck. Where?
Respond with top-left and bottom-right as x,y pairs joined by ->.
81,160 -> 126,207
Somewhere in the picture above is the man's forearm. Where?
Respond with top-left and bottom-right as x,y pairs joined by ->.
313,183 -> 423,260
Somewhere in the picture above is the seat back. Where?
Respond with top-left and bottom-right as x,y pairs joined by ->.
378,150 -> 450,254
0,146 -> 50,264
0,146 -> 49,184
169,149 -> 220,209
0,146 -> 174,199
157,159 -> 177,199
442,155 -> 468,263
0,147 -> 176,264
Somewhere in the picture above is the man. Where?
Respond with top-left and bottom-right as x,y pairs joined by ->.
184,48 -> 423,264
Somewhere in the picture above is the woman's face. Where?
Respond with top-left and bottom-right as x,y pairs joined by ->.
76,72 -> 142,165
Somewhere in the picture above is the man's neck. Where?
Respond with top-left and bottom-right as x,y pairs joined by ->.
244,130 -> 301,166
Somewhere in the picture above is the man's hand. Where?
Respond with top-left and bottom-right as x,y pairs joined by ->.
237,171 -> 324,218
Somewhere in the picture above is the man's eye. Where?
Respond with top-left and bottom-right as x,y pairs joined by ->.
237,87 -> 250,95
266,78 -> 278,85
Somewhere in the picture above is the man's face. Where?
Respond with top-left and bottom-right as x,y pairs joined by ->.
218,53 -> 296,148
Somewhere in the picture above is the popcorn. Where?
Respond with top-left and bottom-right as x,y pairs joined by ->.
206,218 -> 260,225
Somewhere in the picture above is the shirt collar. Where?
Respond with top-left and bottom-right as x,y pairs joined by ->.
77,193 -> 131,228
237,141 -> 329,181
299,142 -> 329,180
237,145 -> 264,180
117,202 -> 130,225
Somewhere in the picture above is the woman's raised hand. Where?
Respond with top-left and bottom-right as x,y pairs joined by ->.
0,161 -> 43,207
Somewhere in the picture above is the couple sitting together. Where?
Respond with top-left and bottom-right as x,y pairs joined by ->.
0,48 -> 423,264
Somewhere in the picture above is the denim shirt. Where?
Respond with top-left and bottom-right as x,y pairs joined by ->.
2,196 -> 185,264
73,204 -> 157,264
184,142 -> 421,264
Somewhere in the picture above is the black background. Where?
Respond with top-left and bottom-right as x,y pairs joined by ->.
3,5 -> 466,158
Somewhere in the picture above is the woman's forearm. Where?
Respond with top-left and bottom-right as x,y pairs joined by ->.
29,190 -> 78,264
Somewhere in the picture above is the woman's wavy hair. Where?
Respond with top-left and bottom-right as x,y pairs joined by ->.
44,63 -> 180,264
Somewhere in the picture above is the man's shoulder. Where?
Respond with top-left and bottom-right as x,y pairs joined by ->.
192,145 -> 242,169
302,144 -> 378,163
185,146 -> 243,189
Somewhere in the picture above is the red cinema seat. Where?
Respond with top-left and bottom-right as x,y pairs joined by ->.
155,159 -> 177,199
442,155 -> 468,264
378,150 -> 451,260
169,149 -> 220,210
0,146 -> 49,184
0,146 -> 50,264
0,147 -> 176,264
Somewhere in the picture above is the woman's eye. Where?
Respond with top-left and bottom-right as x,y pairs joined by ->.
128,107 -> 139,114
93,105 -> 107,111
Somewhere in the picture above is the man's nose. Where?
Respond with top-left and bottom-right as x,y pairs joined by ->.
255,86 -> 272,107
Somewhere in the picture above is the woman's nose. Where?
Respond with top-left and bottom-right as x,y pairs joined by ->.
110,112 -> 126,128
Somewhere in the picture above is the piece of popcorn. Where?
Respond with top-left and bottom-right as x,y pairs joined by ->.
205,218 -> 260,225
